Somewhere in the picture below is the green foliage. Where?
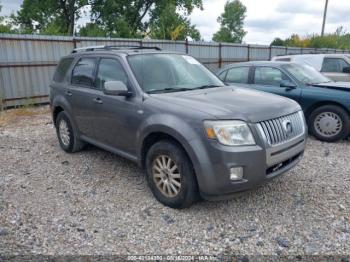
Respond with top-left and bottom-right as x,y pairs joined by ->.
212,0 -> 247,43
90,0 -> 202,38
0,3 -> 14,33
149,2 -> 201,40
78,23 -> 108,37
12,0 -> 88,35
270,37 -> 285,47
270,27 -> 350,49
9,0 -> 202,38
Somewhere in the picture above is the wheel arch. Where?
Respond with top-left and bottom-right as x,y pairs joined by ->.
137,119 -> 205,189
304,101 -> 350,121
53,106 -> 65,126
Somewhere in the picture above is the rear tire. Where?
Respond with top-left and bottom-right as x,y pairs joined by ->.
56,111 -> 85,153
308,105 -> 350,142
145,140 -> 198,209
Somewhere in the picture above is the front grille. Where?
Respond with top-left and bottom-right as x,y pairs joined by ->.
258,111 -> 305,146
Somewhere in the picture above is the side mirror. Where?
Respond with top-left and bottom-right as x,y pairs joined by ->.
280,80 -> 297,89
103,81 -> 132,96
343,67 -> 350,73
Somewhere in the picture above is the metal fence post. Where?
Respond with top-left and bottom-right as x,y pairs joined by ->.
185,38 -> 189,54
72,37 -> 77,49
247,45 -> 250,61
219,43 -> 222,68
269,46 -> 272,60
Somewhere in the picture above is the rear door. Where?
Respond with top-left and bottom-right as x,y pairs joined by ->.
220,66 -> 251,87
321,57 -> 350,82
251,66 -> 302,103
69,56 -> 99,139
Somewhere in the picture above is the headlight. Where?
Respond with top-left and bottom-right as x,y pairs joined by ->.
204,120 -> 255,146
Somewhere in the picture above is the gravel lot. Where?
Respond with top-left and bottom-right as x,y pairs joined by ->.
0,106 -> 350,258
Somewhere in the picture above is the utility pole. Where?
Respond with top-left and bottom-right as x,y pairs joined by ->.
321,0 -> 329,36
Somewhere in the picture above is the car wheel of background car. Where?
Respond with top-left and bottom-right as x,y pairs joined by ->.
56,111 -> 85,152
145,140 -> 198,209
309,105 -> 350,142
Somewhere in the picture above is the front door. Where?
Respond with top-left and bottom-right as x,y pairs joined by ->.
251,66 -> 302,103
321,57 -> 350,82
92,57 -> 142,156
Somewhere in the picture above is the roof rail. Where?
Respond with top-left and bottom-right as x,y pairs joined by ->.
72,45 -> 162,53
275,51 -> 326,57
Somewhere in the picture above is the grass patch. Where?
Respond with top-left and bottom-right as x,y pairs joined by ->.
0,105 -> 50,127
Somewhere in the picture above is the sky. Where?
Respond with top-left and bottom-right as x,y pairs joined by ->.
1,0 -> 350,44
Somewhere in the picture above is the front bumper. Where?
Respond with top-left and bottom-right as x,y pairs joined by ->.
191,125 -> 307,200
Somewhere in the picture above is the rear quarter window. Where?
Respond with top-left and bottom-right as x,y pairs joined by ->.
226,67 -> 250,83
53,58 -> 74,83
275,58 -> 291,62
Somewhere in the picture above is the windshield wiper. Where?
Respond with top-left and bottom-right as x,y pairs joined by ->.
194,84 -> 223,90
147,87 -> 193,94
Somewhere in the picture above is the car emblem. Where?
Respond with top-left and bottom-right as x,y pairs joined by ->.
282,120 -> 293,136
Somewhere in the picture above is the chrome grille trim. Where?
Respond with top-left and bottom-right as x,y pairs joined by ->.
257,111 -> 305,146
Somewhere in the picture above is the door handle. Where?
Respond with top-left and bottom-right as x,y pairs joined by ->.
65,91 -> 72,97
93,97 -> 103,104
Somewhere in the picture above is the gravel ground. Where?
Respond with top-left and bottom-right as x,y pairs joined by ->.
0,106 -> 350,258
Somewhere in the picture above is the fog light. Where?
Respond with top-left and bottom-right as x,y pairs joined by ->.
230,167 -> 243,181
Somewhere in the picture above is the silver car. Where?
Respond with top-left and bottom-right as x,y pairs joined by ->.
272,54 -> 350,82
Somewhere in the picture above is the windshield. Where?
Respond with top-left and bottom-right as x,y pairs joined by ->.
128,54 -> 224,93
282,63 -> 331,85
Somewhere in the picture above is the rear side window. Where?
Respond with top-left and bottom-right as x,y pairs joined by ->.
254,67 -> 291,86
321,58 -> 349,72
71,58 -> 96,87
53,58 -> 74,83
217,71 -> 227,81
96,59 -> 128,90
274,58 -> 291,62
225,67 -> 250,83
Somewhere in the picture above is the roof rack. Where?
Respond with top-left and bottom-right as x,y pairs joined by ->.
274,52 -> 326,57
72,45 -> 162,53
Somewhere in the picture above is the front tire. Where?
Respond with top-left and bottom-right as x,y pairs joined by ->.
145,140 -> 198,209
308,105 -> 350,142
56,111 -> 85,152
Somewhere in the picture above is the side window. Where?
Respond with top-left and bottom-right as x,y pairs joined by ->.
218,71 -> 227,81
275,58 -> 291,62
53,58 -> 74,83
321,58 -> 350,73
71,57 -> 96,87
225,67 -> 250,83
254,67 -> 291,87
96,59 -> 128,90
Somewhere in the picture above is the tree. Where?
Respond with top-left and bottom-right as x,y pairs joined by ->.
212,0 -> 247,43
78,23 -> 108,37
270,38 -> 285,46
90,0 -> 202,38
12,0 -> 88,35
149,2 -> 201,40
0,3 -> 13,33
270,27 -> 350,49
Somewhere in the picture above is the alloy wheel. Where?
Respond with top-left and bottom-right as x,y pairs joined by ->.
152,155 -> 181,198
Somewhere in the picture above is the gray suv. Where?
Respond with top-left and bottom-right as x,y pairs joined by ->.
50,46 -> 307,208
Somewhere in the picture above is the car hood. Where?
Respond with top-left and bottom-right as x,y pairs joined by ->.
312,81 -> 350,91
149,86 -> 301,123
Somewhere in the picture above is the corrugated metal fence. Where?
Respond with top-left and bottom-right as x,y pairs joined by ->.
1,33 -> 349,107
